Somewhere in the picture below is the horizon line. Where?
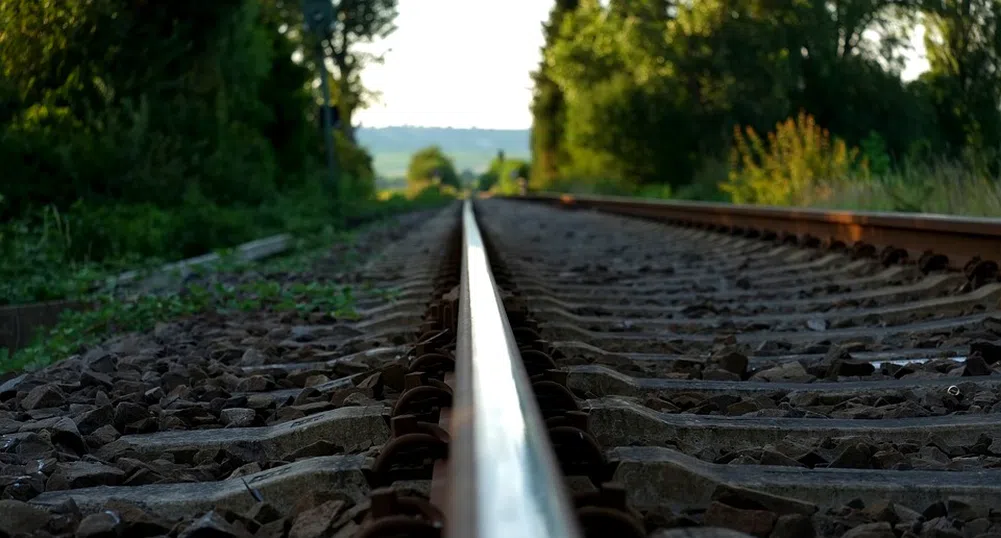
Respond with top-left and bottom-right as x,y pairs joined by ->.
357,124 -> 530,131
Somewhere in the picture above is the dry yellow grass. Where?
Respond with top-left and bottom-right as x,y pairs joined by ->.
718,112 -> 1001,217
814,160 -> 1001,217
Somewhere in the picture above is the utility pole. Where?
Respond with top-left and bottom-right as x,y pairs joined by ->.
302,0 -> 342,225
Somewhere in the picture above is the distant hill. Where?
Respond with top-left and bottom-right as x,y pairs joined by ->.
357,126 -> 530,183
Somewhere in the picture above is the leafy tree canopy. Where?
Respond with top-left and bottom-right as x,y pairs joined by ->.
531,0 -> 1001,192
0,0 -> 398,218
406,146 -> 461,189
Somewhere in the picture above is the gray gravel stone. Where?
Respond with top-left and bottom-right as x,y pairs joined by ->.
220,408 -> 256,427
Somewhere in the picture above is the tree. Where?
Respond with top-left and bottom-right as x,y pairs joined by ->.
477,152 -> 529,193
459,168 -> 477,188
545,0 -> 703,186
921,0 -> 1001,155
0,0 -> 381,217
323,0 -> 399,142
406,146 -> 460,190
477,150 -> 506,191
531,0 -> 959,195
0,0 -> 293,211
496,158 -> 531,194
530,0 -> 579,189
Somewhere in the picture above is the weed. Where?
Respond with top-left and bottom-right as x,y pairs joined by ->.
720,113 -> 1001,216
376,287 -> 403,302
815,158 -> 1001,216
2,278 -> 361,373
1,186 -> 454,306
723,111 -> 869,206
5,293 -> 209,372
0,194 -> 453,373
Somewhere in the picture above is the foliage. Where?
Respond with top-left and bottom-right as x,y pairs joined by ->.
496,159 -> 530,195
0,0 -> 410,305
322,0 -> 399,141
0,0 -> 397,220
859,132 -> 893,177
477,151 -> 506,191
530,0 -> 579,189
2,276 -> 362,374
360,184 -> 457,226
675,159 -> 729,201
530,0 -> 1001,200
478,152 -> 530,194
335,131 -> 378,201
1,0 -> 306,216
723,112 -> 869,206
921,0 -> 1001,156
702,112 -> 1001,217
0,185 -> 455,373
406,146 -> 461,191
0,181 -> 454,306
548,121 -> 1001,219
0,207 -> 110,306
543,176 -> 671,198
816,157 -> 1001,216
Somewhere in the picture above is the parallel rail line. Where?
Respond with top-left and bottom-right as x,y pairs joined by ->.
5,195 -> 1001,537
520,192 -> 1001,273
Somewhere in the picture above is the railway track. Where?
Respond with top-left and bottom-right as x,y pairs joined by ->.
3,195 -> 1001,538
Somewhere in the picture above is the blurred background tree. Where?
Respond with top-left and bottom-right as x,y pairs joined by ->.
406,145 -> 461,193
529,0 -> 1001,211
0,0 -> 402,263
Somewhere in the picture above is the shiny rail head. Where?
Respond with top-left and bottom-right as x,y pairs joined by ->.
449,200 -> 583,538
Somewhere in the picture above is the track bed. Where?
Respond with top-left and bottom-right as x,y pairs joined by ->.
6,196 -> 1001,538
0,207 -> 460,538
476,198 -> 1001,538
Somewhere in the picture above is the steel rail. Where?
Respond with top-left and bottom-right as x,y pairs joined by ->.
512,192 -> 1001,270
447,200 -> 583,538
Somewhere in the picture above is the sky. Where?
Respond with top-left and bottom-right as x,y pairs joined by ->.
354,1 -> 931,131
355,0 -> 552,130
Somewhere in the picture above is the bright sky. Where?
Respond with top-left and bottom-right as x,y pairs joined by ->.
355,0 -> 552,129
355,1 -> 931,130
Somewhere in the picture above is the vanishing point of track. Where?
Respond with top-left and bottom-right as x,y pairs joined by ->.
5,194 -> 1001,538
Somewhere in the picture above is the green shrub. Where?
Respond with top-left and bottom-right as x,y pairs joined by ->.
723,112 -> 869,206
0,182 -> 454,306
674,158 -> 728,201
816,157 -> 1001,216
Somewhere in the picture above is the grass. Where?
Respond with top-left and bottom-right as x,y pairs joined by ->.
0,190 -> 455,373
719,113 -> 1001,217
0,206 -> 160,305
2,279 -> 362,373
1,184 -> 456,306
562,158 -> 1001,218
813,160 -> 1001,217
536,113 -> 1001,218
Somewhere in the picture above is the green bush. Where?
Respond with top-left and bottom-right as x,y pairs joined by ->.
0,180 -> 455,306
674,158 -> 728,201
0,207 -> 106,305
0,0 -> 324,221
723,112 -> 868,206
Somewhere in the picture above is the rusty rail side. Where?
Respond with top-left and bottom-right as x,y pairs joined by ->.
448,200 -> 582,537
512,193 -> 1001,271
